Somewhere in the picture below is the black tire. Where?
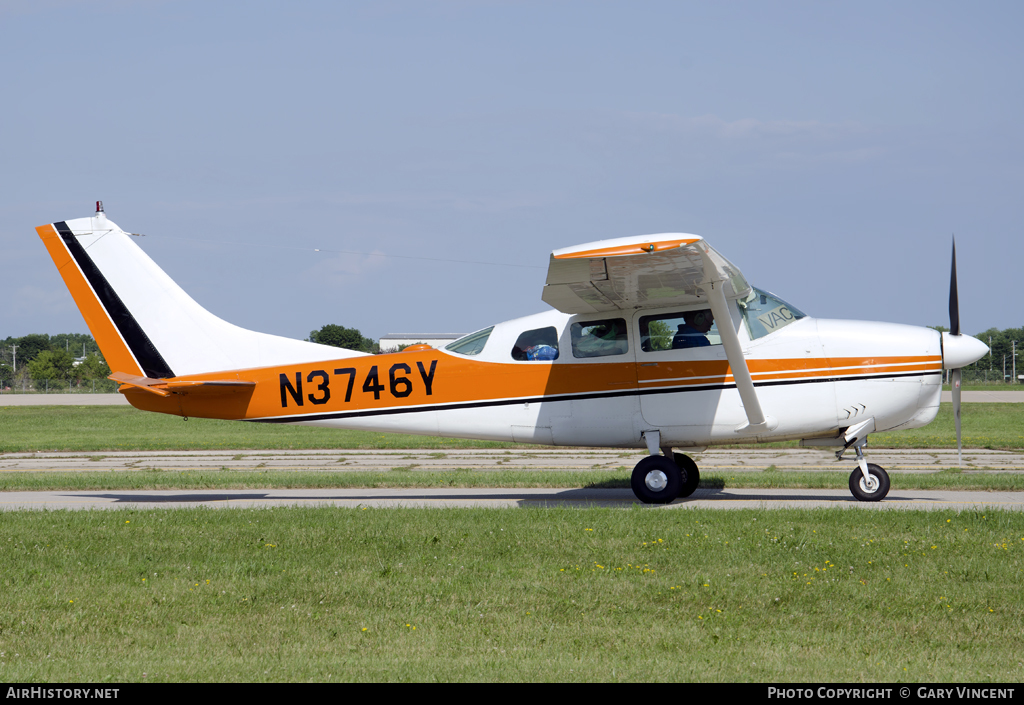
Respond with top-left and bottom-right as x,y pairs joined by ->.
673,452 -> 700,498
849,463 -> 890,502
631,455 -> 682,504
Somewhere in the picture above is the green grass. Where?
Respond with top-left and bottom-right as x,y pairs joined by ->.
3,403 -> 1024,452
0,406 -> 518,452
1,507 -> 1022,682
2,468 -> 1024,493
872,403 -> 1024,450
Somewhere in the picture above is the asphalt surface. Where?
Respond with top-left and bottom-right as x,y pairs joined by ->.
0,393 -> 129,405
3,392 -> 1023,510
2,448 -> 1023,472
1,487 -> 1022,511
2,448 -> 1024,511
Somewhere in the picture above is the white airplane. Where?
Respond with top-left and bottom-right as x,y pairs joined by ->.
37,203 -> 989,504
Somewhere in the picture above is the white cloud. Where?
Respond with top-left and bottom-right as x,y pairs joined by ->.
609,112 -> 886,171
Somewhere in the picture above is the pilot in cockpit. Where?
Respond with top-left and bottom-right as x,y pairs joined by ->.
672,309 -> 714,349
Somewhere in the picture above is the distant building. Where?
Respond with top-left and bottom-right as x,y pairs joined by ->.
378,334 -> 463,353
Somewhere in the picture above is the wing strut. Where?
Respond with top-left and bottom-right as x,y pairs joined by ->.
701,279 -> 776,434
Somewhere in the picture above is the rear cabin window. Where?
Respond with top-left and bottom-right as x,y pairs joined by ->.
571,318 -> 629,358
511,326 -> 559,361
639,310 -> 722,351
445,327 -> 493,356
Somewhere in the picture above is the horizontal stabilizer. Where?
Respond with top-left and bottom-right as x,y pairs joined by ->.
110,372 -> 256,397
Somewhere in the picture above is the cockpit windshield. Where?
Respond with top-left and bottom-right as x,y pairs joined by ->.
444,327 -> 493,356
739,288 -> 806,340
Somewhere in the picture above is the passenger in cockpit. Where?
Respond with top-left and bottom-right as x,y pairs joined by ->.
672,309 -> 714,349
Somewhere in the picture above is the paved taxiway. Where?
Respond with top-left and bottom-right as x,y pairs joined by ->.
3,392 -> 1023,510
2,448 -> 1024,511
3,448 -> 1024,473
2,487 -> 1023,511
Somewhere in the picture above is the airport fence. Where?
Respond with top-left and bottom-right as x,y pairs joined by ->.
0,379 -> 120,394
959,369 -> 1024,385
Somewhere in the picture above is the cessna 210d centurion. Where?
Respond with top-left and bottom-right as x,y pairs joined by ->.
37,204 -> 989,504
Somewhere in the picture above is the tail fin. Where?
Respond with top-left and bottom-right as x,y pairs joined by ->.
37,210 -> 365,379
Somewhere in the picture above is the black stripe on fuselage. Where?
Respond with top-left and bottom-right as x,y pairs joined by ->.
54,222 -> 175,379
250,370 -> 941,424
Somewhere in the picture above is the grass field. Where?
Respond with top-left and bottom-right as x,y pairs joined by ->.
2,402 -> 1023,452
2,407 -> 1024,683
0,506 -> 1021,682
0,406 -> 516,453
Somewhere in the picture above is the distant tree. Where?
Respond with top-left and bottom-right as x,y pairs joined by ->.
958,326 -> 1024,382
28,349 -> 76,386
1,333 -> 104,370
14,334 -> 50,365
0,362 -> 12,382
309,325 -> 378,353
74,353 -> 111,381
50,333 -> 101,358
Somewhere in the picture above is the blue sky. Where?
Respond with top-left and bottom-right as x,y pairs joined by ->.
2,0 -> 1021,342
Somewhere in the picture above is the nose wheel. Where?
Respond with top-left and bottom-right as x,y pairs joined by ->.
849,463 -> 890,502
630,452 -> 701,504
840,440 -> 891,502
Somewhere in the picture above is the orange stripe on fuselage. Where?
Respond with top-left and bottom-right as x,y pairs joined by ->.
122,351 -> 942,421
635,356 -> 942,387
36,224 -> 142,377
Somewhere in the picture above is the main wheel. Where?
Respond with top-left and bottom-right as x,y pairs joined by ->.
631,455 -> 682,504
673,452 -> 700,498
849,463 -> 890,502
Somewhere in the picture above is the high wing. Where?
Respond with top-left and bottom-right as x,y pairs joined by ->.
541,233 -> 751,314
543,232 -> 771,433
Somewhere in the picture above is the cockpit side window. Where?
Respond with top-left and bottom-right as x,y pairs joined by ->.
445,327 -> 493,356
511,326 -> 559,361
639,310 -> 722,352
739,288 -> 806,340
571,318 -> 629,358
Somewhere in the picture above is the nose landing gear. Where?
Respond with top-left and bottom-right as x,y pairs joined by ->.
833,418 -> 891,502
846,444 -> 890,502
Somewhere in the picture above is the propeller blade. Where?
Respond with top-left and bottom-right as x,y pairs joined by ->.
949,236 -> 960,336
952,367 -> 962,467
